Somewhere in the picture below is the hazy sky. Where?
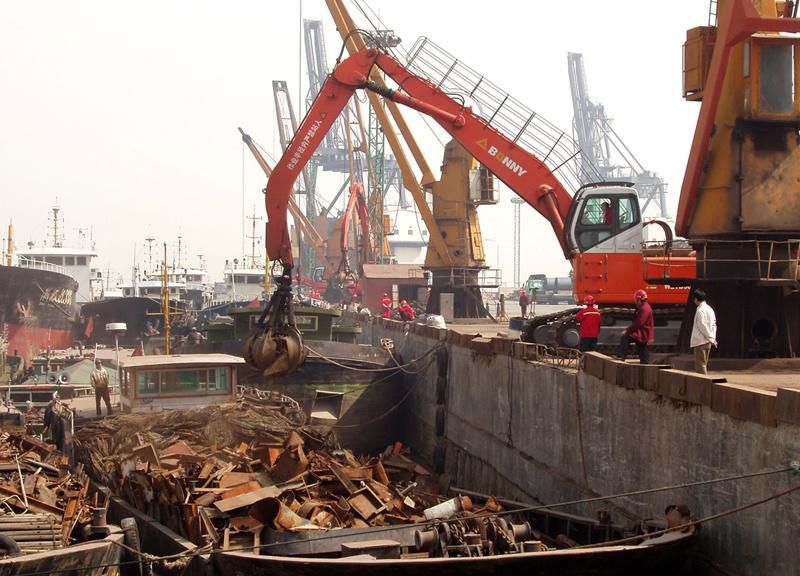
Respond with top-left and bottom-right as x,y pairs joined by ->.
0,0 -> 709,286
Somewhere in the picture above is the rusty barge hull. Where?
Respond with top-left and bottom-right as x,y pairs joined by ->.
215,535 -> 694,576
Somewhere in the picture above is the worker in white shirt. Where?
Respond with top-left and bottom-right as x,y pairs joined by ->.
690,289 -> 717,374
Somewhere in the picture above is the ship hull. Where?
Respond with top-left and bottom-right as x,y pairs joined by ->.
0,265 -> 78,363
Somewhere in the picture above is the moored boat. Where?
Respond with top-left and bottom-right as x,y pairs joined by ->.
0,262 -> 78,364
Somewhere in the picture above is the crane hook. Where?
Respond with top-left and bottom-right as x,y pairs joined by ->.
243,265 -> 307,377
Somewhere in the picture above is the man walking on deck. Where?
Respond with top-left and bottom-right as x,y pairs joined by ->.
90,359 -> 113,416
690,289 -> 717,374
618,290 -> 654,364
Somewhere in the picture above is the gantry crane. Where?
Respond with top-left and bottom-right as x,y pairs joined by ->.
325,0 -> 503,318
568,52 -> 670,218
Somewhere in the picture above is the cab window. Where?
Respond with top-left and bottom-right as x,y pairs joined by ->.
580,197 -> 612,226
617,196 -> 640,231
576,197 -> 613,250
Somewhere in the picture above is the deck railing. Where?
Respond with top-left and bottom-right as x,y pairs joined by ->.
15,255 -> 69,276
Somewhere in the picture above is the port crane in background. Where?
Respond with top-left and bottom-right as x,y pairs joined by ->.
326,0 -> 501,318
244,42 -> 695,376
677,0 -> 800,357
303,18 -> 404,266
568,52 -> 670,219
273,76 -> 379,291
238,128 -> 334,292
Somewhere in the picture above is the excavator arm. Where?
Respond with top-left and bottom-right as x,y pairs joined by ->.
266,48 -> 576,264
255,47 -> 579,377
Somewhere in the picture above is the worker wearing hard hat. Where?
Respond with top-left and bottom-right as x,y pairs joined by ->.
575,295 -> 601,352
381,293 -> 393,319
398,300 -> 416,321
618,289 -> 654,364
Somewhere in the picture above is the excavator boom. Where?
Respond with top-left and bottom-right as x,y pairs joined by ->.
265,48 -> 575,263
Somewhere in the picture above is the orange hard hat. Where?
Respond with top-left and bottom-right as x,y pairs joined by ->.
634,289 -> 648,301
584,295 -> 595,305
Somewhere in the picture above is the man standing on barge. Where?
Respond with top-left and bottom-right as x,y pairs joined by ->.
690,289 -> 717,374
90,359 -> 113,417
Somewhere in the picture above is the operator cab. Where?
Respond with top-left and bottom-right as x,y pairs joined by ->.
566,183 -> 642,254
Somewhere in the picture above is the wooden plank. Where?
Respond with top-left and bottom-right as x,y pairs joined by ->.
777,387 -> 800,426
219,472 -> 256,489
221,481 -> 262,500
198,507 -> 220,544
711,383 -> 777,426
213,486 -> 282,514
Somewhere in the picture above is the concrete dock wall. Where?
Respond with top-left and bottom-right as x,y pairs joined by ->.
358,318 -> 800,575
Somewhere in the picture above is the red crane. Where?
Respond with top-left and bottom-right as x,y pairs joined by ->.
246,47 -> 694,375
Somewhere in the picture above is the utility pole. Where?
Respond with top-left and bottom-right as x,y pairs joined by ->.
511,198 -> 524,288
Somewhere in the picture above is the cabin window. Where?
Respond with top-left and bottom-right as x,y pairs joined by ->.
207,368 -> 230,392
65,256 -> 75,266
161,370 -> 198,394
137,371 -> 160,396
617,196 -> 640,231
760,43 -> 794,114
77,256 -> 87,266
135,367 -> 230,396
576,197 -> 613,250
45,256 -> 63,265
234,275 -> 246,284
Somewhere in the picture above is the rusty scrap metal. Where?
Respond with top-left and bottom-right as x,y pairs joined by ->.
71,396 -> 523,553
0,433 -> 94,556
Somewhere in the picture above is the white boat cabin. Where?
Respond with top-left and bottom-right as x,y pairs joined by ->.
119,354 -> 244,413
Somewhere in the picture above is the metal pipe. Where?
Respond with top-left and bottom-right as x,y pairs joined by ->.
14,455 -> 28,510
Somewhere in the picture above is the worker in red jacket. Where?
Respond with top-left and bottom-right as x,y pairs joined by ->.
381,293 -> 393,319
575,295 -> 601,352
398,300 -> 416,321
618,289 -> 654,363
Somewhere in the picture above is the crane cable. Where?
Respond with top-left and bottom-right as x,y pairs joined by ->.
304,338 -> 443,373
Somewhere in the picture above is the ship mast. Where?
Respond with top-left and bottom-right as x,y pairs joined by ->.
6,222 -> 12,266
161,242 -> 171,355
145,236 -> 156,275
245,206 -> 262,268
50,205 -> 63,248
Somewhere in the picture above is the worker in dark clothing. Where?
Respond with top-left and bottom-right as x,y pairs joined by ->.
618,289 -> 654,363
187,326 -> 206,345
575,295 -> 601,352
518,288 -> 530,318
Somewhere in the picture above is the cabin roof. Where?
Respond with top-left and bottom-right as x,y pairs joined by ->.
121,354 -> 245,369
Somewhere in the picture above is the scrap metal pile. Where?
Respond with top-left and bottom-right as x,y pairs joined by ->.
72,389 -> 530,554
0,430 -> 95,555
